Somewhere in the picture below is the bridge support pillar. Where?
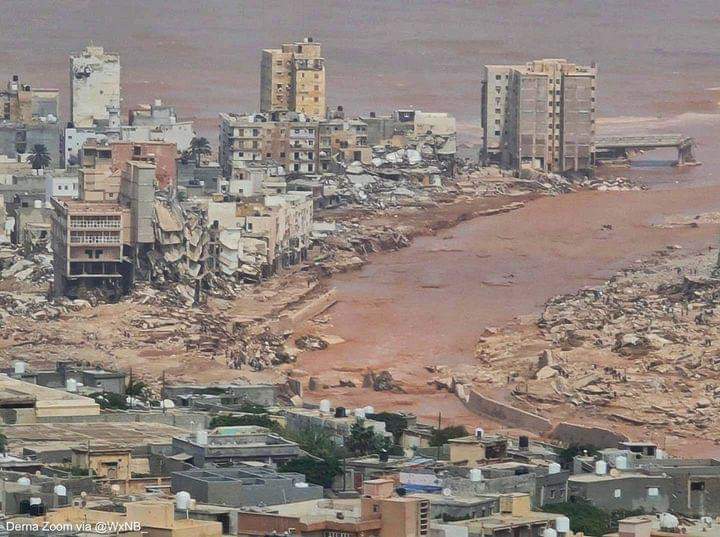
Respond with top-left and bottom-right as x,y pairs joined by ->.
677,143 -> 696,166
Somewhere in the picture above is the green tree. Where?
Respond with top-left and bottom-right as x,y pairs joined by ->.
209,414 -> 277,430
543,500 -> 644,536
558,444 -> 600,466
26,144 -> 51,173
125,380 -> 149,398
367,412 -> 408,443
189,137 -> 211,165
278,456 -> 341,488
346,422 -> 395,457
89,392 -> 127,410
429,425 -> 468,447
0,430 -> 7,455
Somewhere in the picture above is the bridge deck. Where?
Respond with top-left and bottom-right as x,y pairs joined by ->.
596,134 -> 692,149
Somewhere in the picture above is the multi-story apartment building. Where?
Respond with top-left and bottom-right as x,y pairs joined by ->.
219,112 -> 318,177
260,37 -> 326,119
481,59 -> 596,173
318,118 -> 371,171
0,75 -> 61,165
70,45 -> 121,128
220,112 -> 371,178
51,198 -> 128,297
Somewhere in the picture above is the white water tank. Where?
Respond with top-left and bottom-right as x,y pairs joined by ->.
363,406 -> 374,415
615,455 -> 628,470
319,399 -> 331,413
556,516 -> 570,533
548,462 -> 561,475
29,497 -> 42,506
53,485 -> 67,497
544,529 -> 558,537
659,513 -> 679,530
161,399 -> 175,409
66,378 -> 78,392
13,361 -> 26,374
475,427 -> 484,439
595,460 -> 607,475
34,200 -> 42,209
469,469 -> 483,482
196,430 -> 208,445
17,477 -> 31,486
294,482 -> 310,488
175,491 -> 191,510
355,408 -> 366,420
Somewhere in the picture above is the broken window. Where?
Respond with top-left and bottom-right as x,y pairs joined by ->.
691,482 -> 705,491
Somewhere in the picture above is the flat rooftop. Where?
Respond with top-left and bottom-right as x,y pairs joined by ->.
5,421 -> 187,453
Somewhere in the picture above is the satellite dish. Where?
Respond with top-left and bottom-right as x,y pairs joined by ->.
442,488 -> 452,497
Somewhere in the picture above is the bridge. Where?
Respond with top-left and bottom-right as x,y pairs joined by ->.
595,134 -> 698,166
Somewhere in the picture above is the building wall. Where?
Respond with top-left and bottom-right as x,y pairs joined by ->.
71,45 -> 121,128
567,476 -> 671,512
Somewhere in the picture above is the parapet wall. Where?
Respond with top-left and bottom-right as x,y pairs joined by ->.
463,388 -> 552,433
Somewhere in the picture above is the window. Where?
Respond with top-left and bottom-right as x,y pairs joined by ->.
495,108 -> 501,114
246,222 -> 253,231
495,74 -> 501,80
691,481 -> 705,491
494,130 -> 501,136
280,152 -> 285,158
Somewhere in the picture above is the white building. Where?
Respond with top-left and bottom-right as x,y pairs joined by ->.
45,172 -> 79,201
124,99 -> 194,152
70,45 -> 121,128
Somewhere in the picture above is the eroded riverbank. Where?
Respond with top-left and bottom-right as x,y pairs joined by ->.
295,183 -> 720,441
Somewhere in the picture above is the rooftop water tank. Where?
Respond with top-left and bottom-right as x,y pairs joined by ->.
469,469 -> 483,482
615,456 -> 628,470
544,529 -> 558,537
556,516 -> 570,533
66,378 -> 77,393
294,482 -> 310,488
319,399 -> 331,413
53,485 -> 67,497
161,399 -> 175,410
595,460 -> 607,475
175,491 -> 191,510
196,430 -> 208,445
13,361 -> 26,374
17,477 -> 31,486
29,497 -> 42,506
363,406 -> 374,415
354,408 -> 366,420
33,200 -> 42,209
548,462 -> 561,475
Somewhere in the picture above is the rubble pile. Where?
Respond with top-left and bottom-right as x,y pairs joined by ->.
0,246 -> 53,285
469,247 -> 720,440
455,166 -> 642,198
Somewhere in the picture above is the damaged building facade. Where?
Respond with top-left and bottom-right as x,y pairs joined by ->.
481,59 -> 596,173
0,75 -> 61,166
260,37 -> 326,119
207,191 -> 313,280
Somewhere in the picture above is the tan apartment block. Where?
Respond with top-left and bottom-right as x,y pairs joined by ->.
260,37 -> 326,119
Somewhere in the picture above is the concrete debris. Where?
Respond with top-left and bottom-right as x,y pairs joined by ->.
295,334 -> 329,351
363,370 -> 405,393
467,246 -> 720,440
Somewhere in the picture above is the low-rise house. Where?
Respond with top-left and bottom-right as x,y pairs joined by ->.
0,374 -> 100,425
236,495 -> 430,537
448,435 -> 508,466
448,493 -> 558,537
171,466 -> 323,507
567,470 -> 671,512
71,446 -> 132,479
171,426 -> 303,467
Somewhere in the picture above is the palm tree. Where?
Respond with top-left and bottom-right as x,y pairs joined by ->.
26,144 -> 51,174
189,137 -> 211,166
